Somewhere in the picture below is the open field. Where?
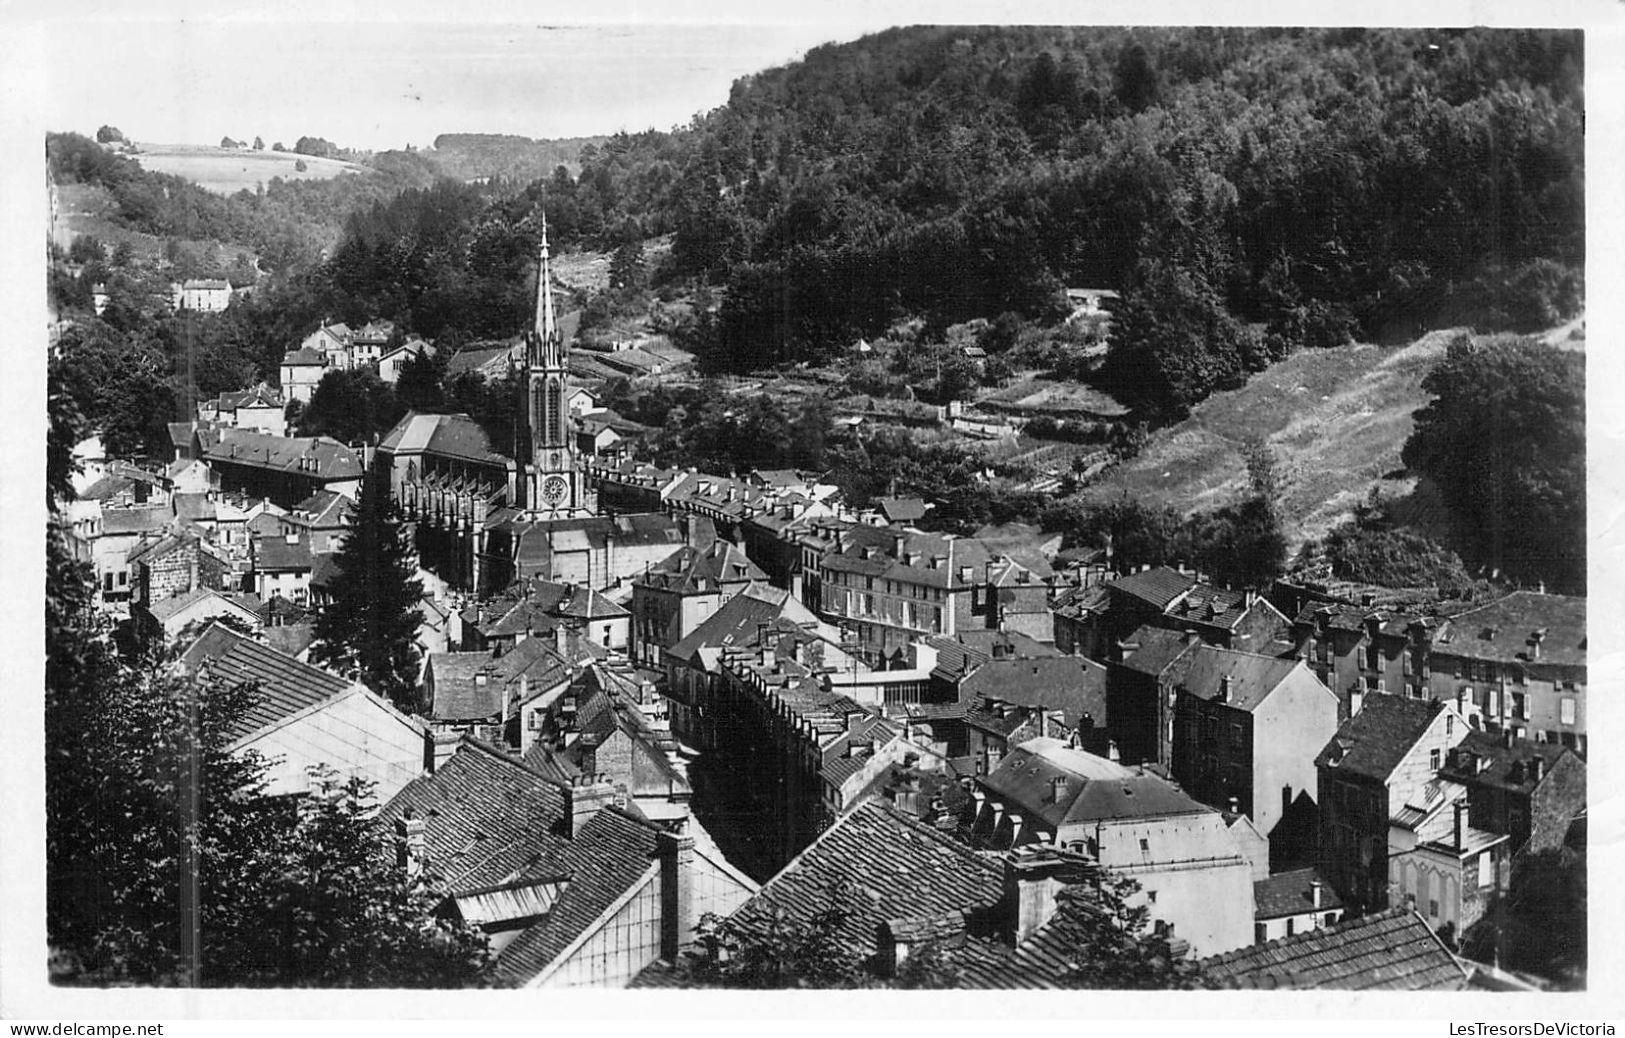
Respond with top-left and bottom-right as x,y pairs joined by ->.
1076,329 -> 1475,550
131,143 -> 369,195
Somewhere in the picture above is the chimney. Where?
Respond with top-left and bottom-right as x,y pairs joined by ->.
1453,801 -> 1465,853
564,774 -> 617,838
554,624 -> 569,656
1227,796 -> 1239,815
1529,754 -> 1545,783
1502,728 -> 1515,749
1310,879 -> 1323,909
658,830 -> 696,961
1002,849 -> 1069,944
1107,740 -> 1120,762
1218,675 -> 1233,702
394,809 -> 426,880
430,730 -> 461,773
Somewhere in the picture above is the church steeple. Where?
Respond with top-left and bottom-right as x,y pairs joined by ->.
521,211 -> 583,515
531,214 -> 562,368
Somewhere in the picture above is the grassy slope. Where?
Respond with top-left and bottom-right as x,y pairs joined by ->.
1076,329 -> 1475,550
50,182 -> 259,269
130,144 -> 369,195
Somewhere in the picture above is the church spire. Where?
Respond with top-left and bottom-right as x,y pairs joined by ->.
533,213 -> 559,355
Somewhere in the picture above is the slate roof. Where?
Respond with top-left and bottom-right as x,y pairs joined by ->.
205,430 -> 363,479
290,489 -> 354,529
960,656 -> 1107,729
445,344 -> 518,379
1253,867 -> 1343,921
1161,584 -> 1264,632
252,534 -> 315,572
427,652 -> 506,721
666,583 -> 805,667
1201,908 -> 1469,990
1117,625 -> 1200,677
726,800 -> 1005,962
1108,566 -> 1196,610
377,738 -> 666,988
637,540 -> 765,594
981,738 -> 1210,828
1431,591 -> 1586,670
281,347 -> 327,366
127,528 -> 203,566
876,496 -> 927,523
101,506 -> 172,536
171,492 -> 216,524
822,527 -> 1007,590
1174,645 -> 1309,713
1315,694 -> 1447,782
179,622 -> 356,742
146,586 -> 261,625
1438,731 -> 1581,795
378,411 -> 509,468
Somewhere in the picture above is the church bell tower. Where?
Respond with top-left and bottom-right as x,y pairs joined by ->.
523,216 -> 584,514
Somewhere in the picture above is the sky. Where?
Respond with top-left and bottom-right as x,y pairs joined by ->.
43,16 -> 882,151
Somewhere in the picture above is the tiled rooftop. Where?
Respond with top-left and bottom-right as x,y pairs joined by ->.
1432,591 -> 1586,670
1175,645 -> 1311,713
378,738 -> 668,988
1315,694 -> 1446,782
982,738 -> 1210,827
1201,908 -> 1469,990
1253,867 -> 1343,921
179,622 -> 355,742
726,800 -> 1004,962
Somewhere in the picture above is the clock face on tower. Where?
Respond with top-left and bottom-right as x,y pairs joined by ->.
540,475 -> 569,508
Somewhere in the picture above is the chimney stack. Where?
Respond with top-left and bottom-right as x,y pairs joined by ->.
394,809 -> 427,880
554,623 -> 569,656
1218,675 -> 1233,702
658,830 -> 696,962
430,730 -> 461,773
1453,801 -> 1465,853
563,774 -> 618,837
1311,879 -> 1323,909
1002,849 -> 1070,944
1529,754 -> 1544,782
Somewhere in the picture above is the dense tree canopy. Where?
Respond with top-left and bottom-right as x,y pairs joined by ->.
1402,334 -> 1584,593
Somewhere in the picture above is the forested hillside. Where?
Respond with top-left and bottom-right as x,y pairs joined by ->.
536,27 -> 1582,415
427,133 -> 608,182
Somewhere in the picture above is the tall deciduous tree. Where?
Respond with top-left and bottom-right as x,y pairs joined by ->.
1402,334 -> 1585,593
394,347 -> 445,413
311,467 -> 425,712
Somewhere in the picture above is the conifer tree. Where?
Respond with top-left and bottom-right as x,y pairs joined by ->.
311,466 -> 424,712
